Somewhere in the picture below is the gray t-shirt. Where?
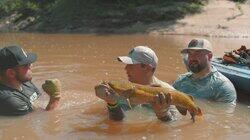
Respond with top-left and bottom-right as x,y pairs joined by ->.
0,81 -> 41,116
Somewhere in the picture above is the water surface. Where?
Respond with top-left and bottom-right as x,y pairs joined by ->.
0,33 -> 250,140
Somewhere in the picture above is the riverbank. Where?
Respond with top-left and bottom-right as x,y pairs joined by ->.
150,0 -> 250,38
0,0 -> 249,38
0,0 -> 206,33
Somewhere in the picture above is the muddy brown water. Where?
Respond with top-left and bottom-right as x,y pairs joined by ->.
0,33 -> 250,140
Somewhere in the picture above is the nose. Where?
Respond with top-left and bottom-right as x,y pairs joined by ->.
23,63 -> 32,69
125,65 -> 128,70
188,52 -> 201,61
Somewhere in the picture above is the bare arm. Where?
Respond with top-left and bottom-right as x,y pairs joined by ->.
45,97 -> 60,111
42,79 -> 61,111
95,83 -> 125,121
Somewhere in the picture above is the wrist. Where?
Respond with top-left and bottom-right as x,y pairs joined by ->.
49,96 -> 61,101
106,99 -> 117,106
158,115 -> 172,122
107,102 -> 118,109
46,97 -> 60,111
47,92 -> 61,99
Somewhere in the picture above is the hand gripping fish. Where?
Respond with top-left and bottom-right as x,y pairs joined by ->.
95,81 -> 203,122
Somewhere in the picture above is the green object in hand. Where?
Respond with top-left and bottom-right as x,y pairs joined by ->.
42,79 -> 61,98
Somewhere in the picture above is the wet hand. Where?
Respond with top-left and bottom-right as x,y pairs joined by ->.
95,83 -> 118,105
151,92 -> 172,119
42,79 -> 61,99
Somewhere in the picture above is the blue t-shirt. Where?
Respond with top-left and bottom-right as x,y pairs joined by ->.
173,67 -> 237,105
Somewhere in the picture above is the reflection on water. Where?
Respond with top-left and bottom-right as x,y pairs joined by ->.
0,33 -> 250,139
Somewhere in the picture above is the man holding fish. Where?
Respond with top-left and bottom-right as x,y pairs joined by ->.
95,46 -> 179,121
96,39 -> 237,122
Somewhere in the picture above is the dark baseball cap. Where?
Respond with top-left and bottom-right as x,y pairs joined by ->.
0,45 -> 37,69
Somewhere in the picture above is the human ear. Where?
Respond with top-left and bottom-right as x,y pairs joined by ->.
207,53 -> 213,61
6,69 -> 16,79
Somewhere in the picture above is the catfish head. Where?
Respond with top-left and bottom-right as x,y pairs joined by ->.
101,81 -> 135,98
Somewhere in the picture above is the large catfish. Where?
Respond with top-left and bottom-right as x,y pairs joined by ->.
95,81 -> 203,122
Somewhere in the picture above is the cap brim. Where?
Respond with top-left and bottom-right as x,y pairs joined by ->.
19,53 -> 37,66
181,47 -> 211,53
117,56 -> 139,64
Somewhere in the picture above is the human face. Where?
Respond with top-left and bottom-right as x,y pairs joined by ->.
14,63 -> 33,82
186,50 -> 211,73
125,64 -> 146,84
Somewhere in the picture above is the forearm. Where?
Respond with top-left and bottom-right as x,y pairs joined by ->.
155,105 -> 178,122
107,103 -> 124,121
155,109 -> 171,122
46,97 -> 60,111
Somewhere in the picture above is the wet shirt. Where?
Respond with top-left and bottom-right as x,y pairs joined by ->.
173,67 -> 237,105
0,81 -> 41,116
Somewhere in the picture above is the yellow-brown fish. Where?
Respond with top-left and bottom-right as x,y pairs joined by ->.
96,81 -> 203,122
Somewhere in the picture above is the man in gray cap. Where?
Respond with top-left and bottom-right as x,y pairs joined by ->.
96,46 -> 178,121
173,38 -> 237,105
0,45 -> 62,116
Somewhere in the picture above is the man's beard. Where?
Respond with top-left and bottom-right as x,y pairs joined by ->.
188,61 -> 207,73
15,72 -> 32,83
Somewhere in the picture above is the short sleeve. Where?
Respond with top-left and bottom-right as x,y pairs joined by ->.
214,81 -> 237,105
0,96 -> 32,116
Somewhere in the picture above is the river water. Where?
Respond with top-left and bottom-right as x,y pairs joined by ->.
0,33 -> 250,140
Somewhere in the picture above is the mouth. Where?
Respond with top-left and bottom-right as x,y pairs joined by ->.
189,60 -> 199,66
127,74 -> 131,79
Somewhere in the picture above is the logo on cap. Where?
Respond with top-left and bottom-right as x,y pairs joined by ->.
21,48 -> 28,57
188,39 -> 199,48
129,48 -> 135,55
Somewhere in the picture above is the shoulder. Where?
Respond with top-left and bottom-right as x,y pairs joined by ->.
0,94 -> 32,116
23,81 -> 41,96
0,84 -> 15,100
0,82 -> 37,116
172,72 -> 192,88
175,72 -> 191,82
210,69 -> 237,103
211,70 -> 235,89
152,76 -> 174,89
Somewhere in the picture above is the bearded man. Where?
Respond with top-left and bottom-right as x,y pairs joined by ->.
173,38 -> 237,105
0,45 -> 61,116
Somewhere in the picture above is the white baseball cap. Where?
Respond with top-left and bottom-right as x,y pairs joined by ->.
117,46 -> 158,68
181,38 -> 212,53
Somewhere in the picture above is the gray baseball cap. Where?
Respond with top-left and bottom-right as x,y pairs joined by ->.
117,46 -> 158,68
181,38 -> 212,53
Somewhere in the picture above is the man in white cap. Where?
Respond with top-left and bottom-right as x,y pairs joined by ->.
96,46 -> 178,121
173,38 -> 237,105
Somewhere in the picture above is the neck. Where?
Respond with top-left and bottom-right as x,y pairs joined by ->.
0,78 -> 22,91
139,75 -> 154,85
192,65 -> 212,79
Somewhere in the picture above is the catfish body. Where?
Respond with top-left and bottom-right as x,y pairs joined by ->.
96,81 -> 203,122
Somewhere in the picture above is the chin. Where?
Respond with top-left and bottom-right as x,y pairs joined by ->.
128,78 -> 134,83
24,76 -> 32,82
